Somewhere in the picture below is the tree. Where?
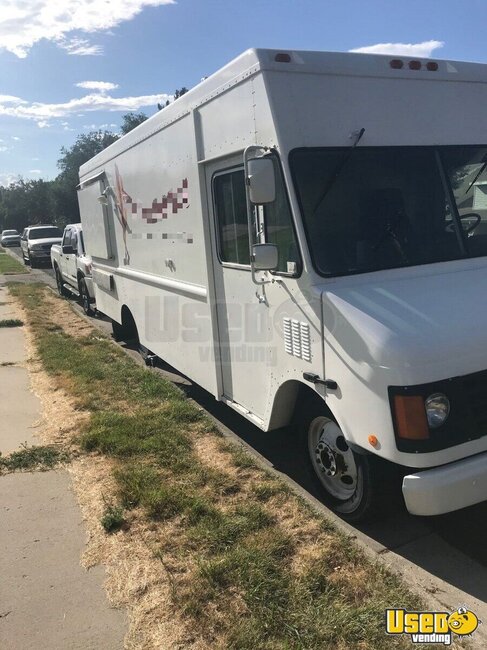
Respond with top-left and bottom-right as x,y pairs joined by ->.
120,112 -> 148,135
158,86 -> 189,110
55,130 -> 119,223
0,179 -> 56,231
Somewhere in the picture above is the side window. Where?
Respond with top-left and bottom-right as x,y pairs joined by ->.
214,170 -> 249,265
62,228 -> 71,246
263,157 -> 300,274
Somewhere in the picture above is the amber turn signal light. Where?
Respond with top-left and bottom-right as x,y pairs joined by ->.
393,395 -> 430,440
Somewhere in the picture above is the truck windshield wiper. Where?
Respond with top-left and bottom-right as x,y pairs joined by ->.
464,155 -> 487,195
312,127 -> 365,215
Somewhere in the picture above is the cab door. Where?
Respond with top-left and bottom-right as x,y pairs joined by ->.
206,154 -> 302,422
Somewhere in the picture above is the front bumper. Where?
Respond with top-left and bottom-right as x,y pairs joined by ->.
30,250 -> 51,258
402,451 -> 487,516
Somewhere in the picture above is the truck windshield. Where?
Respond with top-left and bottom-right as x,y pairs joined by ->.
29,227 -> 62,240
290,146 -> 487,276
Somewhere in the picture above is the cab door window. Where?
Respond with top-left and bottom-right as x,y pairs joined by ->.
214,170 -> 250,265
213,159 -> 300,274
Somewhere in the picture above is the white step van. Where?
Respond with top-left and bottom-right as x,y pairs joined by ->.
78,48 -> 487,521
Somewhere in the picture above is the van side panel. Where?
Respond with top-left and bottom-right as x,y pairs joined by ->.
84,113 -> 219,395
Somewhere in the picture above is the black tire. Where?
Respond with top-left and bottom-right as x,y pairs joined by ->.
112,311 -> 138,345
29,254 -> 36,268
111,320 -> 124,341
300,407 -> 400,522
79,277 -> 94,316
55,268 -> 68,297
23,252 -> 29,265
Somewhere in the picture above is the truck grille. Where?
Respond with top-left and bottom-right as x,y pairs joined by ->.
463,372 -> 487,431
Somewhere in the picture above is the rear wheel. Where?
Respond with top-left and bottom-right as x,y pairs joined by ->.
302,412 -> 399,522
112,309 -> 139,346
79,277 -> 93,316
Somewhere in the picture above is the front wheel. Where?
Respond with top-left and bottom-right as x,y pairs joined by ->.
303,414 -> 398,522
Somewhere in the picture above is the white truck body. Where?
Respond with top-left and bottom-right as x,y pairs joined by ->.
78,48 -> 487,518
51,223 -> 95,303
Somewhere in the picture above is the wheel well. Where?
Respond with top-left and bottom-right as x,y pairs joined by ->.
267,380 -> 336,430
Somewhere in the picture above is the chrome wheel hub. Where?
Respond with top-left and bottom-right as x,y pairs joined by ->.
308,418 -> 358,501
315,440 -> 338,476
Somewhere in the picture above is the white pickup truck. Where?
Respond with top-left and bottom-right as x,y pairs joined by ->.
51,223 -> 95,315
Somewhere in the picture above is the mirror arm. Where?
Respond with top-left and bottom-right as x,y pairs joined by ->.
244,145 -> 273,286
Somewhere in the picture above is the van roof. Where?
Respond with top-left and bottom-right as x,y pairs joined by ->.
80,48 -> 487,178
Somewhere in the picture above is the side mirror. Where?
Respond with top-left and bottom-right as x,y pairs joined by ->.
62,245 -> 75,255
247,158 -> 276,204
252,243 -> 278,271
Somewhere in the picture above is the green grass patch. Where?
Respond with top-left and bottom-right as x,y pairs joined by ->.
8,282 -> 424,650
0,444 -> 69,472
0,318 -> 23,328
101,504 -> 126,533
0,254 -> 28,275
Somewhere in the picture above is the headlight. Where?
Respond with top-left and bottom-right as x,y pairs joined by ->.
424,393 -> 450,428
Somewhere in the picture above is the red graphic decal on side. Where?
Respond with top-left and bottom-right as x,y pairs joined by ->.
114,164 -> 132,264
126,178 -> 189,223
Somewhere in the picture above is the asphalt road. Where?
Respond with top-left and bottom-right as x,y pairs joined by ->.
5,245 -> 487,643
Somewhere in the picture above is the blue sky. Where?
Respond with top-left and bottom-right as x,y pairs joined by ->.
0,0 -> 486,185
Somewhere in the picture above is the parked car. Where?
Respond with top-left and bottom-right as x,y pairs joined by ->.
1,229 -> 21,247
21,225 -> 63,267
51,223 -> 95,315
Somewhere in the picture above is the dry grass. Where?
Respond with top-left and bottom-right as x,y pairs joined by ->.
9,282 -> 424,650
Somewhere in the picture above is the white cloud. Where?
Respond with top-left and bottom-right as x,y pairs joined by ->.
11,135 -> 20,140
0,145 -> 9,152
0,1 -> 175,58
0,94 -> 26,104
76,81 -> 119,92
0,91 -> 170,126
0,172 -> 19,185
29,169 -> 41,174
350,40 -> 444,58
57,37 -> 103,56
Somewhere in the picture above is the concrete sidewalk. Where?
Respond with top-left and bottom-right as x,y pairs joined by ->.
0,286 -> 126,649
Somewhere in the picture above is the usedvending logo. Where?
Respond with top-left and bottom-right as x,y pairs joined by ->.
386,606 -> 480,645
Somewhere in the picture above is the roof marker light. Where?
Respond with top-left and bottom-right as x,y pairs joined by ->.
409,60 -> 422,70
427,61 -> 439,71
390,59 -> 404,69
275,52 -> 291,63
